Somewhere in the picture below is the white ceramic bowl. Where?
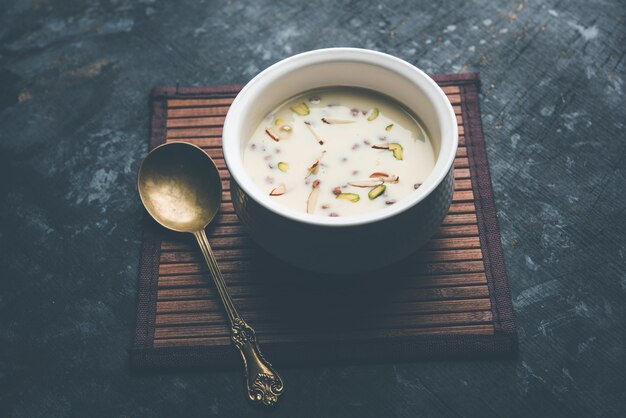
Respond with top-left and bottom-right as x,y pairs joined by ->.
223,48 -> 458,274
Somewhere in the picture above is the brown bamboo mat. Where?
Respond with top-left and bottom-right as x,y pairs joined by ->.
130,73 -> 517,369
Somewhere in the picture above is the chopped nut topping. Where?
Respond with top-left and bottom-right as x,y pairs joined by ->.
307,180 -> 321,213
336,193 -> 360,203
321,118 -> 356,124
269,184 -> 286,196
265,128 -> 280,142
332,186 -> 342,196
290,102 -> 310,116
367,107 -> 380,121
369,171 -> 389,178
389,143 -> 403,160
304,121 -> 324,145
306,151 -> 326,178
348,180 -> 383,188
368,184 -> 386,200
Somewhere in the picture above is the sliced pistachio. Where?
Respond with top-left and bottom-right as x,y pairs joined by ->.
306,180 -> 321,214
321,118 -> 356,124
336,193 -> 360,203
385,123 -> 394,131
264,128 -> 280,142
278,162 -> 289,172
367,107 -> 380,121
368,184 -> 386,200
389,143 -> 404,160
290,102 -> 310,116
274,118 -> 284,126
269,184 -> 286,196
304,121 -> 324,145
348,180 -> 383,188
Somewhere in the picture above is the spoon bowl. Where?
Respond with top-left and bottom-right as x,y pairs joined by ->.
137,141 -> 222,233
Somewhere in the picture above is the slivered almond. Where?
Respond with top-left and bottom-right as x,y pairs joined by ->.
348,180 -> 383,188
306,151 -> 326,178
265,128 -> 280,142
269,184 -> 286,196
383,175 -> 400,184
321,118 -> 356,124
307,160 -> 320,177
307,180 -> 321,213
369,172 -> 399,183
369,171 -> 390,179
304,121 -> 324,145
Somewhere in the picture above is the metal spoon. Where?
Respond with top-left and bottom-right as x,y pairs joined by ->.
137,142 -> 284,406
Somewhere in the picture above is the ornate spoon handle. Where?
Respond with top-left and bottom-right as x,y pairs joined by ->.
194,230 -> 284,406
231,317 -> 285,405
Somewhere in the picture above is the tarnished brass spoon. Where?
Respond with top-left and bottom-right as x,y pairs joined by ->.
137,142 -> 284,406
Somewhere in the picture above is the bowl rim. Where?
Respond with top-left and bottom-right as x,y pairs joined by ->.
222,47 -> 458,227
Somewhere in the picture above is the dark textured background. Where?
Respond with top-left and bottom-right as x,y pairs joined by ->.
1,0 -> 624,417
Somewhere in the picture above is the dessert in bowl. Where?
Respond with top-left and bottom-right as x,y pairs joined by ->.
243,87 -> 436,217
223,48 -> 458,274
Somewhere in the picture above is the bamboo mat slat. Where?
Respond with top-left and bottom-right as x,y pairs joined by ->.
131,74 -> 517,370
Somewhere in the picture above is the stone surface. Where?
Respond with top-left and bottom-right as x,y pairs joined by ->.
1,0 -> 624,416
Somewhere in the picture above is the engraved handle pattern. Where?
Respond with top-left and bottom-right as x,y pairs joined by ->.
231,317 -> 284,406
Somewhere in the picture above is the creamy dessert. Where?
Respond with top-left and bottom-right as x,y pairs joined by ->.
242,87 -> 436,217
